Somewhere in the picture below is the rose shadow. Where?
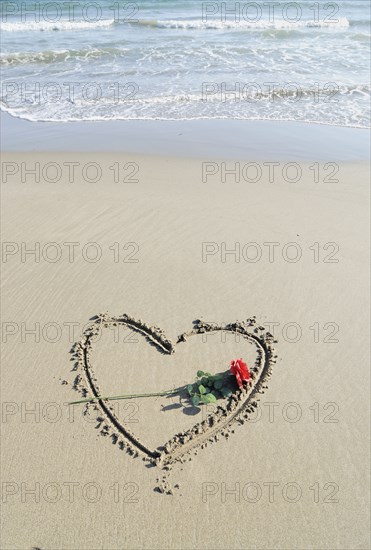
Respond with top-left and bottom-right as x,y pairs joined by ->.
161,390 -> 201,416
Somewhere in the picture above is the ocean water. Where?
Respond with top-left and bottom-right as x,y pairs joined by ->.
1,0 -> 370,126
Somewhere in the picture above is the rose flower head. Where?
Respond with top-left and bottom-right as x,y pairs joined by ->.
230,358 -> 251,389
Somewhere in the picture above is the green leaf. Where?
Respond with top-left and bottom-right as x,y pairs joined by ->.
200,393 -> 217,404
210,373 -> 225,381
201,377 -> 209,386
197,370 -> 205,377
192,395 -> 200,407
187,384 -> 194,396
204,372 -> 212,377
214,379 -> 224,390
198,384 -> 206,394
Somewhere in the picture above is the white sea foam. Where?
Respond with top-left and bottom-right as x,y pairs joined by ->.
1,82 -> 369,128
0,0 -> 367,129
136,17 -> 350,30
0,47 -> 125,65
1,19 -> 114,32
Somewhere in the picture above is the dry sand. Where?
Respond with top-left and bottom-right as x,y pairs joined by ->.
1,151 -> 370,549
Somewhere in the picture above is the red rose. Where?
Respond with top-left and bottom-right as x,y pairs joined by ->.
230,358 -> 251,389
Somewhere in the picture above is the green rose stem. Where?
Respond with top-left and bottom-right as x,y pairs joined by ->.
69,385 -> 186,406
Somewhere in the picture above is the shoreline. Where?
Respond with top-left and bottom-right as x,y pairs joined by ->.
1,111 -> 370,161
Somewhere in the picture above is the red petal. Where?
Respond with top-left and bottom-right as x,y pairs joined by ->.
235,371 -> 242,388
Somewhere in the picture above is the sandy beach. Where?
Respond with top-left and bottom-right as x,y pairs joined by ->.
1,0 -> 370,545
0,0 -> 371,550
1,137 -> 370,548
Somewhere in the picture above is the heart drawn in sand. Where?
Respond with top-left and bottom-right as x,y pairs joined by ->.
69,314 -> 277,476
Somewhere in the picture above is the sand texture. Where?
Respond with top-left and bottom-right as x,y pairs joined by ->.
1,152 -> 370,549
